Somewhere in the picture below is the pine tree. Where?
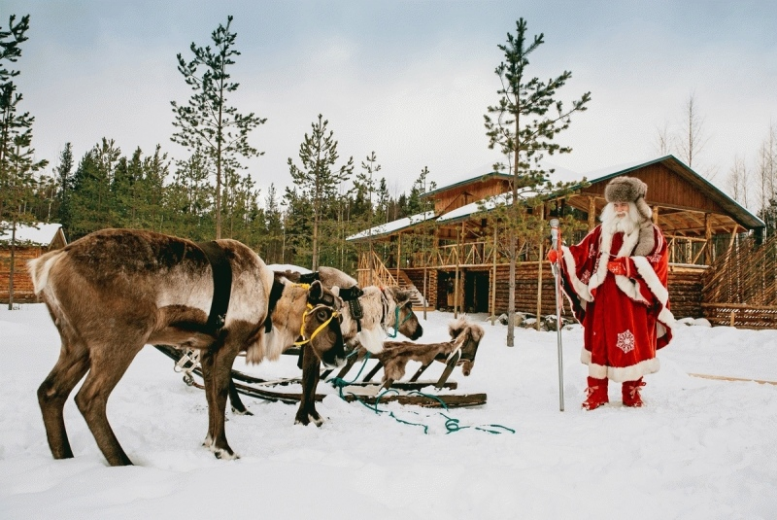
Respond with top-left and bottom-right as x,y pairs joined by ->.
54,142 -> 74,233
171,15 -> 266,239
287,114 -> 354,270
264,183 -> 284,263
0,14 -> 48,308
484,18 -> 590,346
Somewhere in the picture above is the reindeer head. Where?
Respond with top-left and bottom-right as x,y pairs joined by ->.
300,281 -> 347,369
384,287 -> 423,340
448,319 -> 484,376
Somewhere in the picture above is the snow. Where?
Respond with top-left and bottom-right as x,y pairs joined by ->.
347,211 -> 436,241
1,304 -> 776,519
0,222 -> 62,246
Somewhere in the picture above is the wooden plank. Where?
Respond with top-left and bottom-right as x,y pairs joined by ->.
688,373 -> 777,386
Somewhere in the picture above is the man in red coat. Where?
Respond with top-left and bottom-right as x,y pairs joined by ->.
554,176 -> 675,409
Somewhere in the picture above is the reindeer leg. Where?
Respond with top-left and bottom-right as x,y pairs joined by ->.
74,339 -> 144,466
295,346 -> 324,426
228,378 -> 252,416
201,342 -> 240,460
37,338 -> 90,460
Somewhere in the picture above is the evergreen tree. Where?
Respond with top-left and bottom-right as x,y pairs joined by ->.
171,15 -> 266,239
287,114 -> 354,270
264,183 -> 284,263
54,142 -> 74,232
484,18 -> 591,345
69,139 -> 121,238
0,14 -> 48,308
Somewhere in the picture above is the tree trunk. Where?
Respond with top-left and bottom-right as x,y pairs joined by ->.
8,219 -> 16,310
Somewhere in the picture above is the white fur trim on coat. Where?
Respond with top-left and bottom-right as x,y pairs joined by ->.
581,348 -> 661,382
561,245 -> 593,302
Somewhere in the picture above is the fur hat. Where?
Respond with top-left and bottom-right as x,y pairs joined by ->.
605,176 -> 652,221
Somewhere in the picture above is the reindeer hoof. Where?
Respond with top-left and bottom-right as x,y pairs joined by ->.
295,413 -> 324,427
202,435 -> 213,448
231,406 -> 253,416
212,446 -> 239,460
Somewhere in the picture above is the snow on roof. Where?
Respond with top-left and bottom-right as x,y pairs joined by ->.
436,188 -> 540,223
346,211 -> 436,241
0,222 -> 63,246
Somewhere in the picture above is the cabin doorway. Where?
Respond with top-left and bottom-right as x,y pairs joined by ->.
465,271 -> 490,313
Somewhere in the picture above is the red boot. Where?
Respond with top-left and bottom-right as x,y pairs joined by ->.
622,378 -> 646,407
582,377 -> 609,410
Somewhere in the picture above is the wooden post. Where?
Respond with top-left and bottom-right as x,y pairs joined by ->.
536,203 -> 545,331
454,222 -> 463,318
491,223 -> 498,325
652,205 -> 659,225
396,232 -> 402,282
705,213 -> 712,265
588,197 -> 596,231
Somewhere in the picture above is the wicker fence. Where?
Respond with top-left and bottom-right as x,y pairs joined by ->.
702,234 -> 777,328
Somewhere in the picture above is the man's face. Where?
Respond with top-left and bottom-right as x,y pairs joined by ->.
613,202 -> 630,217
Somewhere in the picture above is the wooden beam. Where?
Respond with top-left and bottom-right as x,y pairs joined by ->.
536,203 -> 545,331
705,213 -> 713,265
587,196 -> 596,231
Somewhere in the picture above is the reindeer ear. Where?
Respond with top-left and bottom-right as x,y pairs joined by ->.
308,280 -> 324,302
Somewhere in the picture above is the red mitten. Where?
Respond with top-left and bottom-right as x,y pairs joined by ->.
547,249 -> 560,263
607,258 -> 626,276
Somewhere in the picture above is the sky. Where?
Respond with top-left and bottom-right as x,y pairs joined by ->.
4,0 -> 777,208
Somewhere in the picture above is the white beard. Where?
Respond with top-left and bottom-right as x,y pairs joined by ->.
601,202 -> 640,235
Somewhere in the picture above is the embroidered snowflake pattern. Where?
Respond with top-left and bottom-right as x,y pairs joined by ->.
580,270 -> 591,284
616,329 -> 636,354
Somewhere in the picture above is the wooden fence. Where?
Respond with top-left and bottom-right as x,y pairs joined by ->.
702,234 -> 777,327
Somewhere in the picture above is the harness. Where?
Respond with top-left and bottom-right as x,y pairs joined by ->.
264,279 -> 286,333
197,241 -> 232,333
293,303 -> 340,346
380,289 -> 413,339
298,271 -> 364,332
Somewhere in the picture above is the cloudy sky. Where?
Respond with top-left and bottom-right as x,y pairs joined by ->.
5,0 -> 777,207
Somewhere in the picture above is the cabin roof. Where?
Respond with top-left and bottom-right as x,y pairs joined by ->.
421,172 -> 512,199
0,222 -> 66,247
574,155 -> 764,230
346,211 -> 436,241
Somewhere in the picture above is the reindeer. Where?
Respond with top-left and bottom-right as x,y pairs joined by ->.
29,229 -> 345,466
256,265 -> 424,425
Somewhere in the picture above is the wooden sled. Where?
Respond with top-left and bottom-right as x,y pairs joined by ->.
155,318 -> 487,410
325,318 -> 488,408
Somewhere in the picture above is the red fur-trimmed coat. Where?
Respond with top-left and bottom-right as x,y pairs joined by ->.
559,223 -> 675,382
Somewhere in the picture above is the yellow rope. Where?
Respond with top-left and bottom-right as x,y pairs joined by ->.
294,303 -> 339,346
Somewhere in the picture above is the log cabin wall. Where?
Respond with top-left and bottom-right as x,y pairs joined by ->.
668,267 -> 705,318
402,268 -> 438,308
488,261 -> 705,319
432,177 -> 512,215
0,246 -> 43,303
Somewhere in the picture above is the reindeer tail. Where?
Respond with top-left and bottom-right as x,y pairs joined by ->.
28,249 -> 66,296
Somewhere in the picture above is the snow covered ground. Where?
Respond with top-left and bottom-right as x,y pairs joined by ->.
1,304 -> 776,520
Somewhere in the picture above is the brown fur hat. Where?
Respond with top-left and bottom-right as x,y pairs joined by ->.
605,176 -> 652,221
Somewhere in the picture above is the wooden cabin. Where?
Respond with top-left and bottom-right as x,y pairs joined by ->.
0,223 -> 67,304
348,156 -> 768,325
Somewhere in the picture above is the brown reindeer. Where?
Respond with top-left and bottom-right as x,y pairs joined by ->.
30,229 -> 345,466
269,266 -> 424,425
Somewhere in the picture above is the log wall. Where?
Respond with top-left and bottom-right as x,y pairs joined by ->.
0,247 -> 43,303
402,268 -> 438,308
487,261 -> 704,319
